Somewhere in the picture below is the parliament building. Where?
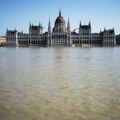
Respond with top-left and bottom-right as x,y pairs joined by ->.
6,10 -> 116,47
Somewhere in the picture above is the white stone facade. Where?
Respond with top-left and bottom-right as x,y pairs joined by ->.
6,11 -> 116,47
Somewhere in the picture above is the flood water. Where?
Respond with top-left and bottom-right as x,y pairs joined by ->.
0,47 -> 120,120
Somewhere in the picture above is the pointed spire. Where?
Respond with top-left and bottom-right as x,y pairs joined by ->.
48,16 -> 51,34
49,16 -> 50,23
89,21 -> 91,27
40,22 -> 41,27
113,27 -> 115,33
59,9 -> 61,16
104,27 -> 106,31
67,16 -> 70,33
49,17 -> 51,25
113,27 -> 114,30
67,16 -> 70,26
29,22 -> 31,27
6,28 -> 8,34
39,22 -> 40,27
79,21 -> 81,34
79,21 -> 81,28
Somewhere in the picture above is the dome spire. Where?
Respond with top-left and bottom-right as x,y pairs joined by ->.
59,9 -> 61,16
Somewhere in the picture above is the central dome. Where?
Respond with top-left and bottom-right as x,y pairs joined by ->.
55,15 -> 65,24
53,10 -> 66,33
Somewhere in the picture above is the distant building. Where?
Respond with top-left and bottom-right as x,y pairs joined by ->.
6,10 -> 116,47
0,36 -> 6,46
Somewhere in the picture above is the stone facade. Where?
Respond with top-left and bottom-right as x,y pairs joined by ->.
116,34 -> 120,45
6,10 -> 117,47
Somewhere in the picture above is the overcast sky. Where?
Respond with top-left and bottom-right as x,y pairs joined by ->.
0,0 -> 119,35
